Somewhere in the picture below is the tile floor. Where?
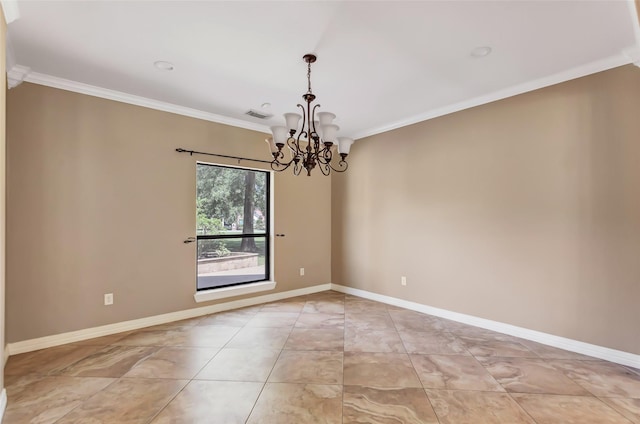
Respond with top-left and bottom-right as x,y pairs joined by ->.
4,290 -> 640,423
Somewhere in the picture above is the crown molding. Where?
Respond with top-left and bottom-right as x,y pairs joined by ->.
352,52 -> 634,140
18,70 -> 271,135
7,64 -> 30,89
624,46 -> 640,66
11,49 -> 638,141
1,0 -> 19,24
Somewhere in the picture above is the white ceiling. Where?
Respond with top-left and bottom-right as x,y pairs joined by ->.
5,1 -> 640,139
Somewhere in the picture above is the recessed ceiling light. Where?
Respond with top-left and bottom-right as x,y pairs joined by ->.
261,102 -> 271,109
154,60 -> 174,71
470,46 -> 492,58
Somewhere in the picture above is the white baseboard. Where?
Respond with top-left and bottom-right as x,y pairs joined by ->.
8,282 -> 639,370
7,283 -> 331,357
331,284 -> 640,369
0,388 -> 6,423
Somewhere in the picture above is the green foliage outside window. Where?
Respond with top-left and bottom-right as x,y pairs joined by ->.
196,164 -> 267,255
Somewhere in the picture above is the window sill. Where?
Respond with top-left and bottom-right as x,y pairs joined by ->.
193,281 -> 277,303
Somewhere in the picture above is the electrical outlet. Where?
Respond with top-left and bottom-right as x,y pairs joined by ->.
401,276 -> 407,286
104,293 -> 114,306
300,267 -> 305,276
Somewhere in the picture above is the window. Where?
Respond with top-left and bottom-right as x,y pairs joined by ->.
196,163 -> 270,291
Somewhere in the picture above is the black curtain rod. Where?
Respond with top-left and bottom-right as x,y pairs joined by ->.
175,148 -> 273,165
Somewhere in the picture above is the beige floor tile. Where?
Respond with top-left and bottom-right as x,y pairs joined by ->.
6,291 -> 638,424
225,326 -> 292,349
143,317 -> 203,331
296,312 -> 345,329
344,327 -> 406,353
438,318 -> 471,333
343,352 -> 422,388
53,345 -> 160,377
600,397 -> 640,423
345,312 -> 396,330
245,311 -> 300,327
386,304 -> 409,311
5,344 -> 103,376
343,386 -> 439,424
235,305 -> 266,313
114,329 -> 187,346
150,380 -> 263,424
123,347 -> 219,379
426,389 -> 536,424
307,291 -> 345,301
197,309 -> 257,326
4,375 -> 114,424
512,393 -> 633,424
55,378 -> 188,424
389,310 -> 447,332
398,330 -> 469,355
445,323 -> 513,340
628,367 -> 640,376
461,336 -> 536,357
554,360 -> 640,398
260,300 -> 306,313
195,348 -> 280,382
344,299 -> 389,314
70,332 -> 132,347
479,356 -> 591,395
269,350 -> 343,384
518,339 -> 597,360
169,325 -> 242,347
303,300 -> 345,314
411,354 -> 504,391
247,383 -> 342,424
284,328 -> 344,351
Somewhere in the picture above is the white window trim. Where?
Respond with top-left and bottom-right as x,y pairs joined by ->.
194,280 -> 277,303
193,162 -> 276,304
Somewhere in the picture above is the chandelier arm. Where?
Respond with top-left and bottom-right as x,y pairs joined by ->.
297,104 -> 306,137
293,162 -> 303,176
329,160 -> 349,173
316,148 -> 332,165
272,145 -> 299,168
286,136 -> 300,156
322,146 -> 333,162
271,159 -> 296,172
318,161 -> 331,176
311,104 -> 321,138
297,131 -> 308,148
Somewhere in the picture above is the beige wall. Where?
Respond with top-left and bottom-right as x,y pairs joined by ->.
332,65 -> 640,355
6,83 -> 331,343
6,60 -> 640,357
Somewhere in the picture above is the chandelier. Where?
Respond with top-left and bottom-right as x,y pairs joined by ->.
266,54 -> 354,176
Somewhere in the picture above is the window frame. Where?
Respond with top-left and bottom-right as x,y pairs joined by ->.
195,161 -> 272,293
